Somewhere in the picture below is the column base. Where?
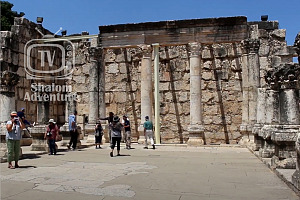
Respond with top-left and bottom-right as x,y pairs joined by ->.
85,124 -> 96,143
137,125 -> 146,144
101,124 -> 110,143
187,125 -> 204,146
30,125 -> 48,152
239,124 -> 256,148
271,156 -> 296,169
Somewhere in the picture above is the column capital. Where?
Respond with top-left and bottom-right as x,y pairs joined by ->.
138,44 -> 152,58
188,42 -> 201,57
242,39 -> 260,54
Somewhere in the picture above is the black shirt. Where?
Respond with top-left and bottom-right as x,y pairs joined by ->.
124,120 -> 131,132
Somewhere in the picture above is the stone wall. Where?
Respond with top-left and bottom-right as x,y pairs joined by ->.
99,19 -> 298,144
0,17 -> 65,126
1,16 -> 298,145
102,44 -> 244,144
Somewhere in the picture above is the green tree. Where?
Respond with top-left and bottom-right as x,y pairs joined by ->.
1,1 -> 24,31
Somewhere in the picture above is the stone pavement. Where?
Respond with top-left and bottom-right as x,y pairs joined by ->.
1,143 -> 299,200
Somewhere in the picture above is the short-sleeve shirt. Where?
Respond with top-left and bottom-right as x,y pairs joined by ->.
111,122 -> 123,137
143,121 -> 153,130
68,114 -> 76,131
46,124 -> 58,140
6,120 -> 22,140
124,120 -> 131,132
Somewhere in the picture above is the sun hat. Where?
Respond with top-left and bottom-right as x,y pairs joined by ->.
10,111 -> 18,117
49,119 -> 55,123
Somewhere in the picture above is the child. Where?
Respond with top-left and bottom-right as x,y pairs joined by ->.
95,121 -> 103,149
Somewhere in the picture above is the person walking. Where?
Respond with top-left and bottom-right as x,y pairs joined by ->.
95,121 -> 103,149
68,111 -> 78,150
110,116 -> 123,157
6,111 -> 25,169
144,116 -> 155,149
44,119 -> 59,155
122,115 -> 131,149
100,112 -> 114,144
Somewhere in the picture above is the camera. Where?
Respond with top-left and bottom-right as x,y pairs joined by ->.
14,117 -> 19,123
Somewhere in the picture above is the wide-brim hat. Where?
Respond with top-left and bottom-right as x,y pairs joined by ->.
49,119 -> 55,123
113,116 -> 120,122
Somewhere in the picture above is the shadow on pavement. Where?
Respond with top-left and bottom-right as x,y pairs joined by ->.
21,154 -> 41,160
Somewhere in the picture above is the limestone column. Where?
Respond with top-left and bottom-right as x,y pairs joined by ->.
187,42 -> 204,146
240,24 -> 260,144
86,47 -> 100,143
279,86 -> 299,125
258,88 -> 279,158
30,101 -> 48,151
60,96 -> 76,146
270,70 -> 300,168
98,48 -> 107,143
252,88 -> 266,150
0,71 -> 19,161
138,44 -> 153,144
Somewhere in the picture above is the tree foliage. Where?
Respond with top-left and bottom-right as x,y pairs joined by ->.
1,1 -> 24,31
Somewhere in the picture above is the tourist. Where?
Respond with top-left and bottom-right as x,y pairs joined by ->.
17,108 -> 31,127
95,120 -> 103,149
100,112 -> 114,143
122,115 -> 131,149
110,116 -> 123,157
6,111 -> 25,169
17,108 -> 31,134
144,116 -> 155,149
44,119 -> 59,155
68,111 -> 78,150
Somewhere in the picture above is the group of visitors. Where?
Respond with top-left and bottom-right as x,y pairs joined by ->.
5,108 -> 155,169
99,112 -> 133,157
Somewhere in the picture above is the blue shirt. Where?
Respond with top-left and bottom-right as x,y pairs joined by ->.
68,114 -> 76,131
6,120 -> 22,140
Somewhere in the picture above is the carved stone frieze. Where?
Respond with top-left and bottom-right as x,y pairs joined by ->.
265,63 -> 300,90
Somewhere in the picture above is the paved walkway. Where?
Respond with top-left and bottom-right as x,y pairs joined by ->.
1,143 -> 299,200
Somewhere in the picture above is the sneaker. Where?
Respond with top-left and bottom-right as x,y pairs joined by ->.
144,147 -> 148,149
110,152 -> 113,157
67,144 -> 71,150
117,154 -> 121,156
152,145 -> 155,149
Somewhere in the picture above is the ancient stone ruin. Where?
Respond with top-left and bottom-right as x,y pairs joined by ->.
1,15 -> 300,190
